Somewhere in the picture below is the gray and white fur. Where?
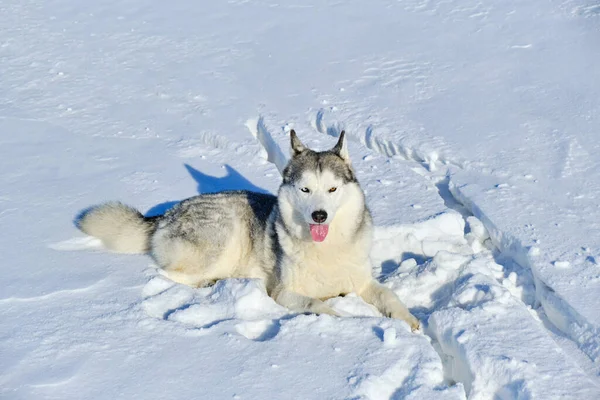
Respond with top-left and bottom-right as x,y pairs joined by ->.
77,131 -> 420,331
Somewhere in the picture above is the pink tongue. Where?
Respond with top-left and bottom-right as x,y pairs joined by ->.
309,224 -> 329,242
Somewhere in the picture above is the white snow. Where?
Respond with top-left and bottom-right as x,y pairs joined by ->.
2,0 -> 600,398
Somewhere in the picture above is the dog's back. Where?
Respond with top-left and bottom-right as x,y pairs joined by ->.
79,191 -> 277,287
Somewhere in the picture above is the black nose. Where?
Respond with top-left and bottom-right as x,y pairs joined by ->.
311,210 -> 328,223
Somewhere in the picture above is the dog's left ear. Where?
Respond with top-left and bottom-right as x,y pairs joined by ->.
332,131 -> 350,163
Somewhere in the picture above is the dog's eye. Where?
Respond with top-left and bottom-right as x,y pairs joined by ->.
300,187 -> 310,193
328,187 -> 337,193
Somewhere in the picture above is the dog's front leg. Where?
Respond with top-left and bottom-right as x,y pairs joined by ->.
274,288 -> 340,317
359,281 -> 420,331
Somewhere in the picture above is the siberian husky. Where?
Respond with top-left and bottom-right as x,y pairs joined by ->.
78,131 -> 420,331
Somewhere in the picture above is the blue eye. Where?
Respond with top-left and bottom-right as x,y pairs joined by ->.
300,187 -> 310,193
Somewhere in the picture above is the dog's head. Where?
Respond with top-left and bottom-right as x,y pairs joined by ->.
278,130 -> 365,243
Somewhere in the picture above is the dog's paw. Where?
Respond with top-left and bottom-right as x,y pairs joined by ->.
390,311 -> 421,332
387,309 -> 420,330
410,318 -> 421,333
312,303 -> 340,317
403,312 -> 421,332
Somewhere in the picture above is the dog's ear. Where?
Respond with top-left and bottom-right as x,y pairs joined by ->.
332,131 -> 350,163
290,130 -> 306,157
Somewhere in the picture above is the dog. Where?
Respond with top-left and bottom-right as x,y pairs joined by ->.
77,130 -> 420,331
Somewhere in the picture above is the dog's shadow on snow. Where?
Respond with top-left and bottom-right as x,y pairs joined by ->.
145,164 -> 271,217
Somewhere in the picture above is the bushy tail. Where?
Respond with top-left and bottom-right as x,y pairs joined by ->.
76,202 -> 158,254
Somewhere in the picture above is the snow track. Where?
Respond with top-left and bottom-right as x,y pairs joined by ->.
450,181 -> 600,371
313,109 -> 463,173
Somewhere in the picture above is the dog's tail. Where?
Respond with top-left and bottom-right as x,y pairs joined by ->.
76,202 -> 159,254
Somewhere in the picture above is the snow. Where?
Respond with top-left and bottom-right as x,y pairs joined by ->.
2,0 -> 600,398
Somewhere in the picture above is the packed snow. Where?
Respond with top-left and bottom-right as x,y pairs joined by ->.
2,0 -> 600,399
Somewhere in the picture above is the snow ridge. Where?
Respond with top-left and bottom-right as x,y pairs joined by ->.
450,182 -> 600,368
246,117 -> 289,175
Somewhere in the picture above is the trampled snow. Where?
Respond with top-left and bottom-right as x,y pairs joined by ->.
2,0 -> 600,399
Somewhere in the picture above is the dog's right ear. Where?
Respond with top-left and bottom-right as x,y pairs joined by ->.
290,130 -> 306,157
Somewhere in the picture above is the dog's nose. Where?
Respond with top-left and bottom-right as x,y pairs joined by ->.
311,210 -> 328,223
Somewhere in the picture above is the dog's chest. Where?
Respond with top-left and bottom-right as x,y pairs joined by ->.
285,243 -> 371,299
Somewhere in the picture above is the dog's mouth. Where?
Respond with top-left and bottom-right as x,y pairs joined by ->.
309,224 -> 329,242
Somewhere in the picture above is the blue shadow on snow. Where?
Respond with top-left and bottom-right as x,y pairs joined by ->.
145,163 -> 270,217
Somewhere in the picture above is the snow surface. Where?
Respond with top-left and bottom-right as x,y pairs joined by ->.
2,0 -> 600,399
